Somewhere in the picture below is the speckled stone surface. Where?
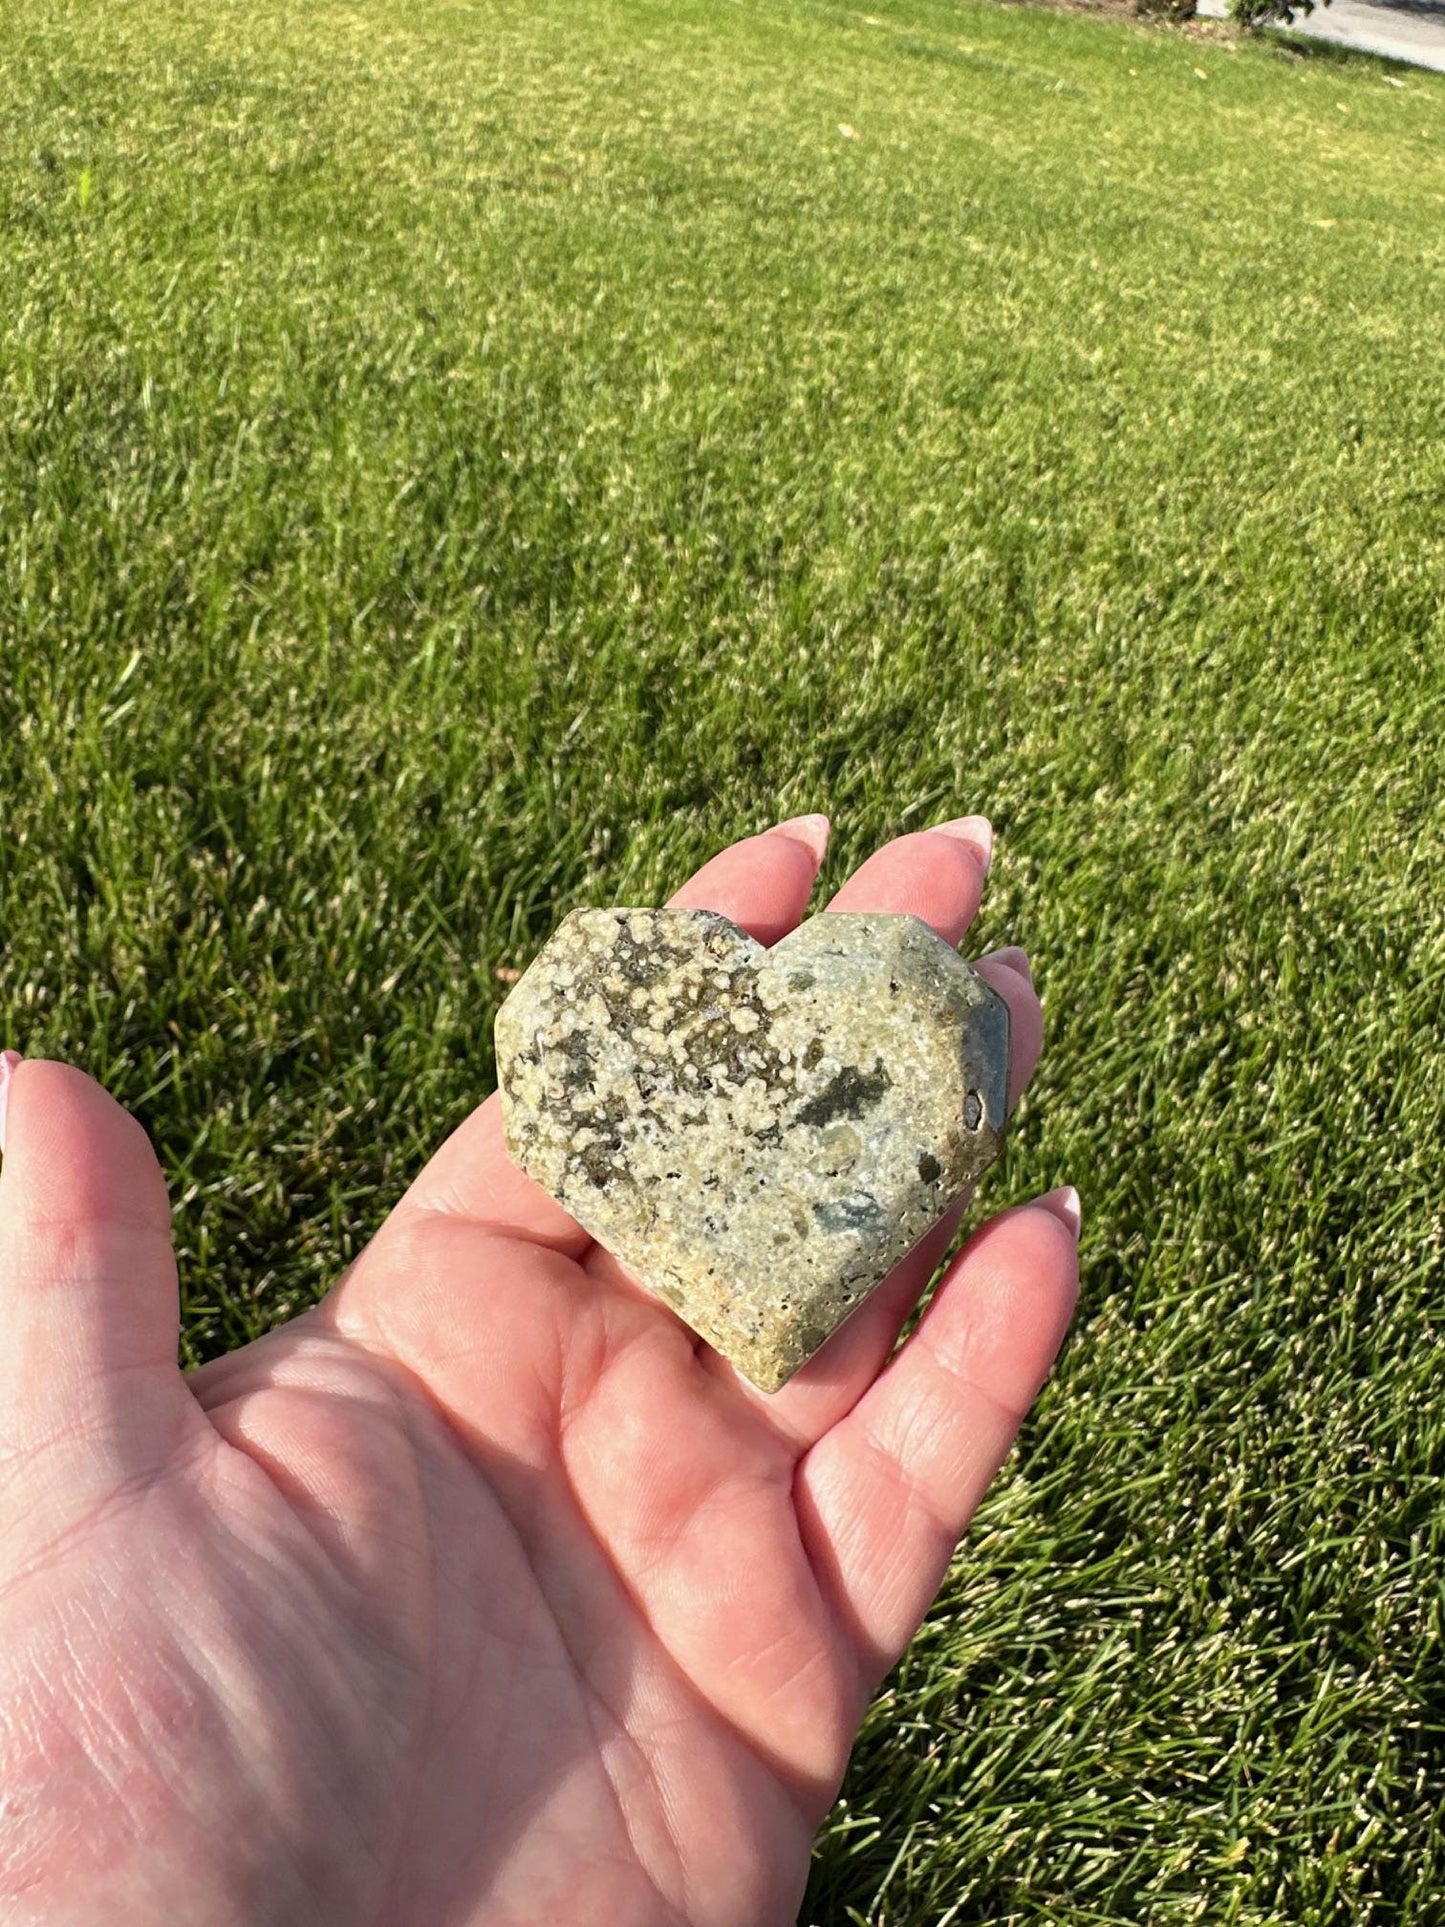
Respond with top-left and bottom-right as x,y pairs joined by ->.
494,908 -> 1010,1392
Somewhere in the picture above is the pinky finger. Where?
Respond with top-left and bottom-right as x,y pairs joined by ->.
794,1189 -> 1080,1679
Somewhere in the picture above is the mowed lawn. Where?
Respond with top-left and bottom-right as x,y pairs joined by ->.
3,0 -> 1444,1918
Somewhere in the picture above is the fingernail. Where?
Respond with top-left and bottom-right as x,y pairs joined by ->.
771,813 -> 831,863
931,814 -> 993,874
982,945 -> 1033,986
0,1051 -> 21,1156
1035,1184 -> 1082,1243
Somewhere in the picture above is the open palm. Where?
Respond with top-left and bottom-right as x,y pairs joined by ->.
0,818 -> 1078,1927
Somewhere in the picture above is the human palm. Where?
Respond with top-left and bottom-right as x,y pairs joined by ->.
0,819 -> 1078,1927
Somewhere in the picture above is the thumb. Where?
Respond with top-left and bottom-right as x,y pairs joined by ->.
0,1053 -> 191,1473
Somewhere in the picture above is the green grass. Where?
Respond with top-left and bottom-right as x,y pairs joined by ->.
3,0 -> 1444,1917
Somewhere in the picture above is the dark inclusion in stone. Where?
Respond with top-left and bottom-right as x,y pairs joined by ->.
494,906 -> 1011,1393
793,1059 -> 892,1129
814,1192 -> 885,1233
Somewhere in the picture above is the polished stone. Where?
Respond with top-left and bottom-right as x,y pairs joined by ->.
494,907 -> 1009,1391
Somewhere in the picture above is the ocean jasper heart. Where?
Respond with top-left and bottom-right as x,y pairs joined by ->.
494,907 -> 1010,1392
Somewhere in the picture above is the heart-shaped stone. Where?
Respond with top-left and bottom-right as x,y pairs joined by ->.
494,908 -> 1009,1391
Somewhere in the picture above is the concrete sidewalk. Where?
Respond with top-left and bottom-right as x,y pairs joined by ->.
1196,0 -> 1445,73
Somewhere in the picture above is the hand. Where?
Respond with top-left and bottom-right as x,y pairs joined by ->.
0,819 -> 1078,1927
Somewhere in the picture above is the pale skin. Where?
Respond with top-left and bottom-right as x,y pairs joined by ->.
0,816 -> 1079,1927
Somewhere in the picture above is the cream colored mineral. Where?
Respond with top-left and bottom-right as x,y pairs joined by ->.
494,908 -> 1009,1392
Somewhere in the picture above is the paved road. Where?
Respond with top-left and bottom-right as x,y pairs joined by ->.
1196,0 -> 1445,71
